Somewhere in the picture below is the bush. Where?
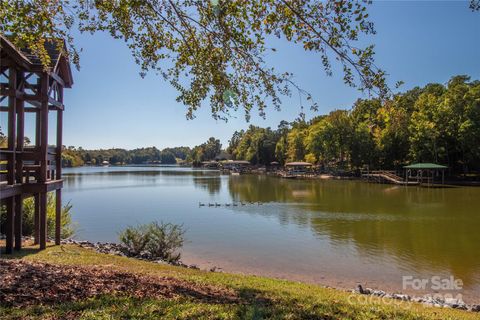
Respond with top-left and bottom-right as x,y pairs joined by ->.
118,224 -> 151,255
119,221 -> 185,263
0,193 -> 76,239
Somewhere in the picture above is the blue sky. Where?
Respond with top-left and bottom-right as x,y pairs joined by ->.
60,1 -> 479,150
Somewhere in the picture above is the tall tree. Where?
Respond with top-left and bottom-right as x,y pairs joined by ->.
203,137 -> 222,160
227,130 -> 244,159
1,0 -> 387,120
286,127 -> 307,162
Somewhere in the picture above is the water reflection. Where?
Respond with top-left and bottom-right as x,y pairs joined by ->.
227,175 -> 480,287
62,167 -> 480,297
192,175 -> 222,195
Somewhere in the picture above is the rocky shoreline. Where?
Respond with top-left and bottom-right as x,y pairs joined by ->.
2,236 -> 479,312
352,284 -> 480,312
60,238 -> 202,270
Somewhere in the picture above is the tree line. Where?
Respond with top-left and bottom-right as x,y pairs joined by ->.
62,146 -> 191,167
227,75 -> 480,174
60,75 -> 479,174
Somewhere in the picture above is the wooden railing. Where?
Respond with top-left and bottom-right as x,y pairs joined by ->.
0,146 -> 60,185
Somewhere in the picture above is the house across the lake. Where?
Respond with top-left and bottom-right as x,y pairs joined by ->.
221,160 -> 251,173
201,160 -> 220,169
284,162 -> 313,176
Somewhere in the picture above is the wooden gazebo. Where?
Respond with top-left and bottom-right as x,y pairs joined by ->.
404,163 -> 447,186
0,35 -> 73,253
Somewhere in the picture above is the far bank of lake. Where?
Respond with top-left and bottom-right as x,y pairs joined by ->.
62,166 -> 480,303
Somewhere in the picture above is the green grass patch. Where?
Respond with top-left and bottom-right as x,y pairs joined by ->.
0,244 -> 476,319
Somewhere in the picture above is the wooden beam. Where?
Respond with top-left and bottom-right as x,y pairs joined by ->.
0,184 -> 22,199
0,57 -> 29,69
0,87 -> 24,99
49,71 -> 65,87
22,180 -> 63,194
0,37 -> 32,70
0,105 -> 62,112
0,180 -> 63,199
48,97 -> 64,109
23,93 -> 42,102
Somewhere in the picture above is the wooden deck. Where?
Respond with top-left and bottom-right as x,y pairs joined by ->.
362,171 -> 419,185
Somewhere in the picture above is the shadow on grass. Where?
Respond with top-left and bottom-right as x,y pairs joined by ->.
1,257 -> 335,319
0,246 -> 44,259
1,287 -> 360,320
0,246 -> 419,319
1,258 -> 240,308
1,290 -> 328,320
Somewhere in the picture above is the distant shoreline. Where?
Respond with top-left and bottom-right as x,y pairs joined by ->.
63,165 -> 480,187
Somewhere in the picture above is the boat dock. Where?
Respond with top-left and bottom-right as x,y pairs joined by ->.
362,171 -> 419,186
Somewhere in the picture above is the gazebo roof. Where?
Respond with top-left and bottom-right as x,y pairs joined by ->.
0,35 -> 74,88
285,162 -> 312,167
403,163 -> 447,169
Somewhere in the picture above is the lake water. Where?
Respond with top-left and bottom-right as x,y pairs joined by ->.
63,166 -> 480,302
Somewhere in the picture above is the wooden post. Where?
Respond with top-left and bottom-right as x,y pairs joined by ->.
14,195 -> 22,250
39,192 -> 48,250
35,109 -> 40,148
4,67 -> 17,254
34,107 -> 41,182
14,71 -> 25,251
38,73 -> 49,249
55,86 -> 63,245
56,86 -> 63,177
7,67 -> 17,185
39,73 -> 49,182
34,194 -> 40,245
16,71 -> 25,183
5,198 -> 15,254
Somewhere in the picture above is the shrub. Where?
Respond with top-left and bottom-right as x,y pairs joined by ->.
146,222 -> 185,263
118,224 -> 151,255
0,193 -> 76,239
119,221 -> 185,263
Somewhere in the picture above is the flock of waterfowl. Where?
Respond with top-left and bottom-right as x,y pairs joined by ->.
199,202 -> 263,207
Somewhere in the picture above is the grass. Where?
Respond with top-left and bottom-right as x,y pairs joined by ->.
0,244 -> 477,320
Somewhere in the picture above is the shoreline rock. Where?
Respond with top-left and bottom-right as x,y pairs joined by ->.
353,284 -> 478,312
60,238 -> 200,270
